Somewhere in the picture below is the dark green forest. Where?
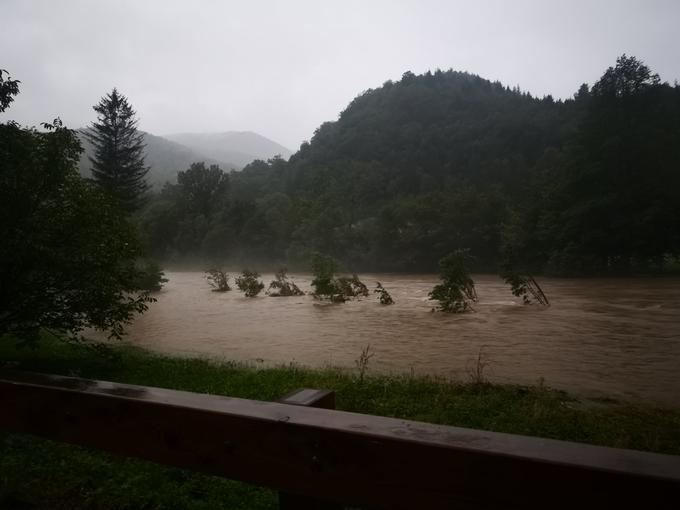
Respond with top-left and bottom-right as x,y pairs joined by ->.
140,56 -> 680,275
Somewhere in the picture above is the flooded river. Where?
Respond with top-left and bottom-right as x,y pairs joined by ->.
119,272 -> 680,406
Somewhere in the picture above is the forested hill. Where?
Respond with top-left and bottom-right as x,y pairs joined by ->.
141,56 -> 680,275
291,70 -> 575,188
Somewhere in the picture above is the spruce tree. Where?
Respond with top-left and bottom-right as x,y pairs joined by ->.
85,88 -> 150,211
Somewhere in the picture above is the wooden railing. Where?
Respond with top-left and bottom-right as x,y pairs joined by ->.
1,370 -> 679,509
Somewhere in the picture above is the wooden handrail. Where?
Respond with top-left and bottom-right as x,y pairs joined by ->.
1,370 -> 679,509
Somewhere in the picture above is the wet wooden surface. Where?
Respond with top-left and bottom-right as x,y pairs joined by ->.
278,388 -> 341,509
1,370 -> 679,509
279,388 -> 336,410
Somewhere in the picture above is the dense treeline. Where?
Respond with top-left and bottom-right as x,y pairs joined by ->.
0,73 -> 157,343
140,56 -> 680,275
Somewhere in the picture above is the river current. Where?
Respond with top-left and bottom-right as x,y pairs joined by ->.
116,272 -> 680,407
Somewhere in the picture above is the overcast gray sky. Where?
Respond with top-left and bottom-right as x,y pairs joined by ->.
2,0 -> 679,150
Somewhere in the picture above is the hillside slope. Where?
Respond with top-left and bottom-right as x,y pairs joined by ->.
77,130 -> 239,187
164,131 -> 292,168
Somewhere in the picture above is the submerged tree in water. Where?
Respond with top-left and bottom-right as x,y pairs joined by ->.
501,270 -> 550,306
267,268 -> 305,297
498,237 -> 549,306
310,253 -> 345,302
374,282 -> 394,304
429,250 -> 477,313
336,275 -> 369,298
500,254 -> 549,306
310,253 -> 368,303
235,269 -> 265,297
205,269 -> 231,292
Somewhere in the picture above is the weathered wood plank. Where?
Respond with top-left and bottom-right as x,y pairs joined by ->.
278,388 -> 341,509
1,371 -> 679,509
279,388 -> 336,410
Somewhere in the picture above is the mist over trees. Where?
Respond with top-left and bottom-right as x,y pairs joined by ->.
139,56 -> 680,275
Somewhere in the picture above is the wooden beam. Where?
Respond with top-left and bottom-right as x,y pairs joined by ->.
279,388 -> 336,410
278,388 -> 340,509
1,371 -> 679,509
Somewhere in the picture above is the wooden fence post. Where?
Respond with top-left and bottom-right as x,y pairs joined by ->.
278,388 -> 342,510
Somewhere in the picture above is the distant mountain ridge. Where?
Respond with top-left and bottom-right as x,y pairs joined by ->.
77,129 -> 291,187
164,131 -> 293,168
77,130 -> 236,188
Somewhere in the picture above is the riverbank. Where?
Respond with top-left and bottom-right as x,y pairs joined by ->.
1,336 -> 679,509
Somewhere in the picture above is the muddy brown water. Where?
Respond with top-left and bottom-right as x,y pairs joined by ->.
116,272 -> 680,407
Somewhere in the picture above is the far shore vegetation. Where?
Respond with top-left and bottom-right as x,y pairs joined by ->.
136,55 -> 680,277
1,335 -> 679,509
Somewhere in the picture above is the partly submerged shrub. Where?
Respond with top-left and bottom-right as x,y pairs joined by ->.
429,250 -> 477,313
267,268 -> 305,297
374,282 -> 394,304
235,269 -> 265,297
205,269 -> 231,292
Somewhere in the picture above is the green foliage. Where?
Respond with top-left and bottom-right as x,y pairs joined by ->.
137,57 -> 680,275
84,88 -> 150,211
591,54 -> 660,98
0,69 -> 20,112
374,282 -> 394,304
267,268 -> 304,297
499,237 -> 549,305
310,253 -> 345,302
503,271 -> 532,304
505,55 -> 680,275
133,260 -> 168,292
176,162 -> 229,216
0,114 -> 153,343
310,254 -> 367,302
429,250 -> 477,313
501,270 -> 549,306
235,270 -> 265,297
205,269 -> 231,292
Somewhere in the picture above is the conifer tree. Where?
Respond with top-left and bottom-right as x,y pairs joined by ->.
85,88 -> 149,211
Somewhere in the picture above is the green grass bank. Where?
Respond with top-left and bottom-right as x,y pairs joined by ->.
1,336 -> 679,509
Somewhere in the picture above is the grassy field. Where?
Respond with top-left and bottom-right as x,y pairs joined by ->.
1,336 -> 679,509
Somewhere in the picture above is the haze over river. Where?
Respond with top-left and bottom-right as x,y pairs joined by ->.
120,272 -> 680,407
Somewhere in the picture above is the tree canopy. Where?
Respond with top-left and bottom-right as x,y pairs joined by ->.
0,69 -> 20,112
138,56 -> 680,275
85,88 -> 150,211
0,75 -> 154,344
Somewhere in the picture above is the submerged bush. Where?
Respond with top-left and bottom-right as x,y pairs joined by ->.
429,250 -> 477,312
499,245 -> 549,305
310,253 -> 345,302
501,270 -> 550,306
205,269 -> 231,292
336,275 -> 369,298
235,269 -> 265,297
267,268 -> 305,297
374,282 -> 394,304
310,253 -> 367,303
